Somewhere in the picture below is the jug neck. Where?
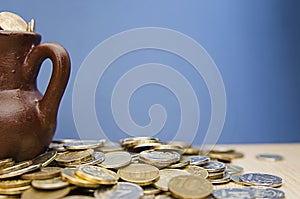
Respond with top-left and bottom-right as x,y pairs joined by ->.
0,31 -> 41,90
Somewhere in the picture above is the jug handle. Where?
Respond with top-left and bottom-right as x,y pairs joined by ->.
23,43 -> 70,123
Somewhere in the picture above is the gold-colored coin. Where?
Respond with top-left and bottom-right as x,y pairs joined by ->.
63,151 -> 105,167
0,164 -> 41,179
132,142 -> 162,153
0,12 -> 27,31
61,168 -> 99,188
21,187 -> 71,199
21,167 -> 62,180
184,165 -> 208,179
153,169 -> 190,191
183,148 -> 200,155
55,149 -> 94,164
207,171 -> 225,180
0,161 -> 32,175
120,137 -> 160,149
0,179 -> 31,188
209,152 -> 244,161
166,141 -> 191,149
32,151 -> 57,167
143,185 -> 161,195
167,159 -> 190,169
210,146 -> 235,153
96,142 -> 123,153
75,165 -> 119,185
0,185 -> 30,195
27,19 -> 34,32
63,139 -> 105,150
99,151 -> 131,169
117,163 -> 159,186
0,161 -> 15,170
168,175 -> 213,199
153,145 -> 184,155
62,196 -> 95,199
0,158 -> 13,167
155,193 -> 176,199
31,177 -> 69,190
209,171 -> 231,184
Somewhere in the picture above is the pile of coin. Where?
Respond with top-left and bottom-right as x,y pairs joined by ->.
0,137 -> 286,198
0,11 -> 35,32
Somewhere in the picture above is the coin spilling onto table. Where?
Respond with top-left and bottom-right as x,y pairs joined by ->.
0,135 -> 286,198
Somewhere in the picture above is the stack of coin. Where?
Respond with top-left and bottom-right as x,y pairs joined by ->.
54,139 -> 106,167
207,146 -> 244,163
199,161 -> 231,184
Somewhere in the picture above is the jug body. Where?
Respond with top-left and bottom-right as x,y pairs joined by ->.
0,31 -> 70,161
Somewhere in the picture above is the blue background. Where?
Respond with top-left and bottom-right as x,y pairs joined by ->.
1,0 -> 300,144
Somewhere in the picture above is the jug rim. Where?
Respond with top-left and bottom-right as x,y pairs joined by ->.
0,30 -> 41,37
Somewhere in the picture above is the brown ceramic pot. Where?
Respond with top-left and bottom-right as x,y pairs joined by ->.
0,31 -> 70,161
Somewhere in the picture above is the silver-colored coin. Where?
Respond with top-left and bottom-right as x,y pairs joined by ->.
231,174 -> 248,185
62,196 -> 95,199
182,155 -> 210,166
247,187 -> 285,199
226,164 -> 244,175
94,182 -> 144,199
64,140 -> 105,150
201,161 -> 226,173
49,143 -> 67,152
240,173 -> 283,187
256,154 -> 284,161
213,188 -> 255,199
139,150 -> 180,168
100,151 -> 131,169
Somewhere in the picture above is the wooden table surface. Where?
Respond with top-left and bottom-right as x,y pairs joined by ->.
213,143 -> 300,198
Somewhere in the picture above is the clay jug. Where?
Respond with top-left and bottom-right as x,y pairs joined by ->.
0,31 -> 70,161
